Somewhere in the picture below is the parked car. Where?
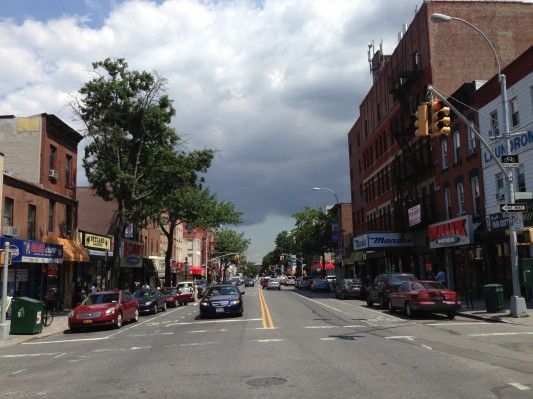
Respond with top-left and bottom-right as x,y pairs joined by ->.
267,278 -> 281,290
335,278 -> 363,299
296,276 -> 311,290
133,288 -> 167,314
160,287 -> 180,307
310,278 -> 331,292
177,286 -> 195,305
366,273 -> 417,309
286,276 -> 296,286
199,284 -> 245,318
260,277 -> 271,289
388,280 -> 462,319
244,278 -> 255,287
68,290 -> 139,331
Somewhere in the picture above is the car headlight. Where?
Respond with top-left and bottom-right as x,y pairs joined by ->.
145,301 -> 153,306
229,300 -> 241,305
105,307 -> 116,315
200,301 -> 209,306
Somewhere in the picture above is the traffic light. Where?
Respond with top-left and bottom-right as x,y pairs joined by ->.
279,255 -> 285,263
414,102 -> 428,137
430,100 -> 451,135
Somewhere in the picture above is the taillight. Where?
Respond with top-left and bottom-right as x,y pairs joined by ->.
443,292 -> 457,301
416,291 -> 431,301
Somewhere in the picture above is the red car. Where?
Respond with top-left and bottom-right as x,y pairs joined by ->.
68,290 -> 139,331
160,287 -> 180,307
177,285 -> 194,305
388,280 -> 461,319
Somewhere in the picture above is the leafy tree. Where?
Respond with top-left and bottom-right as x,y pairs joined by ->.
75,58 -> 179,288
213,229 -> 251,281
239,261 -> 259,278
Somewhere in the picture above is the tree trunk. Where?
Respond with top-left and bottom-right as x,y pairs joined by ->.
111,220 -> 124,289
163,222 -> 176,287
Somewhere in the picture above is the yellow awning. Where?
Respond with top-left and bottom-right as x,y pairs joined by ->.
45,237 -> 90,262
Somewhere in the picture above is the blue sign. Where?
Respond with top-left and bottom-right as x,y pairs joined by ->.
484,130 -> 533,164
0,237 -> 63,263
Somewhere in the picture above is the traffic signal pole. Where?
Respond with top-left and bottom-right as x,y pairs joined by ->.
1,241 -> 10,340
427,84 -> 527,317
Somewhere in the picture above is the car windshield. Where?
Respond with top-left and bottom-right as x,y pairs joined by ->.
84,293 -> 119,305
413,282 -> 446,290
389,275 -> 415,284
133,289 -> 156,299
206,286 -> 239,296
160,288 -> 176,294
179,287 -> 192,293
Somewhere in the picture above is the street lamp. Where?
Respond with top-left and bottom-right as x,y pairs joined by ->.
313,187 -> 343,278
431,13 -> 527,317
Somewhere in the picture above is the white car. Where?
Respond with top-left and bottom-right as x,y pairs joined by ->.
267,279 -> 281,290
286,276 -> 296,286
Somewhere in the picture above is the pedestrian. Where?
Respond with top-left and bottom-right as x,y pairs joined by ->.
435,268 -> 447,286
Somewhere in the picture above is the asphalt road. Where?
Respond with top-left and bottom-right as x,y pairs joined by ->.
0,285 -> 532,398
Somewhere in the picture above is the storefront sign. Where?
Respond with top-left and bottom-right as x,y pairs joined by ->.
47,264 -> 59,277
408,204 -> 422,227
0,237 -> 63,263
120,240 -> 143,268
428,215 -> 473,249
82,232 -> 111,251
483,130 -> 533,165
353,232 -> 414,250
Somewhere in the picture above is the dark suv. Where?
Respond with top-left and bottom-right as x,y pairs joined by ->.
366,273 -> 417,309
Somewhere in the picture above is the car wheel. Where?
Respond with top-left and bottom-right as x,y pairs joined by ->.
115,312 -> 123,329
379,296 -> 388,310
388,300 -> 394,313
152,304 -> 158,315
340,292 -> 345,300
366,296 -> 373,307
447,311 -> 456,320
278,287 -> 281,290
405,302 -> 415,319
133,308 -> 139,322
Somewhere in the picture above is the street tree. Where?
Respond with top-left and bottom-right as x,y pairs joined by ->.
75,58 -> 179,288
214,229 -> 251,281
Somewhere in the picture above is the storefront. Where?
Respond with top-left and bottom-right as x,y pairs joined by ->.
78,231 -> 112,297
146,256 -> 165,288
0,237 -> 63,304
428,215 -> 476,294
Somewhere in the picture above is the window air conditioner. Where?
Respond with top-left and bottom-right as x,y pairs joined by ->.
49,169 -> 58,179
2,225 -> 19,237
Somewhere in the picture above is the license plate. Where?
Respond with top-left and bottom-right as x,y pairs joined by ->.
82,319 -> 93,324
215,308 -> 224,313
433,296 -> 443,302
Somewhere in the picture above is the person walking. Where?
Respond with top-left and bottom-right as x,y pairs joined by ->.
435,268 -> 447,286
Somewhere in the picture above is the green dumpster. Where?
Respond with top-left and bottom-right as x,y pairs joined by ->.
483,284 -> 505,313
9,297 -> 44,335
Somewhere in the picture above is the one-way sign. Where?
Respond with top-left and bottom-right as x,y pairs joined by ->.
500,203 -> 527,212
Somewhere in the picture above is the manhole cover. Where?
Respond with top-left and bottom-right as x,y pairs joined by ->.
246,377 -> 287,387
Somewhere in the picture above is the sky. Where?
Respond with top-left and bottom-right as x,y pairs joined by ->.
0,0 -> 422,262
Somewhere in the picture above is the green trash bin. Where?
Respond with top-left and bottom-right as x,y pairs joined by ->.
9,297 -> 44,335
483,284 -> 505,313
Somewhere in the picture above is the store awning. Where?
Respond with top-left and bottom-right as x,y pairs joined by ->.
189,266 -> 205,276
311,262 -> 336,270
148,256 -> 166,277
45,237 -> 89,262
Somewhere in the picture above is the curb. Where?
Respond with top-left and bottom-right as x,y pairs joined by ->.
457,310 -> 530,326
0,317 -> 68,349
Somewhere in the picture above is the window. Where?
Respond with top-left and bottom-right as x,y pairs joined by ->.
509,97 -> 519,127
518,166 -> 526,192
456,182 -> 465,215
48,199 -> 55,232
49,145 -> 57,170
489,110 -> 499,136
467,125 -> 476,155
65,155 -> 73,186
65,205 -> 72,235
444,188 -> 451,220
471,177 -> 480,216
496,173 -> 505,201
4,197 -> 14,226
441,139 -> 448,170
27,205 -> 36,240
453,131 -> 461,164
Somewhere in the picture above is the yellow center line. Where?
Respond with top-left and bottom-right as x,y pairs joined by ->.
258,288 -> 275,329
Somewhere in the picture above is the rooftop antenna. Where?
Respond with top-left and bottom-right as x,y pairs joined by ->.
367,41 -> 375,75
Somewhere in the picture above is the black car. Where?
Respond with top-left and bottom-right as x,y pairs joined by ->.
244,278 -> 255,287
335,278 -> 364,299
133,289 -> 167,314
199,284 -> 245,318
366,273 -> 417,309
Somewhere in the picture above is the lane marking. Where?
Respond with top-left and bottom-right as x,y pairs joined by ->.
9,369 -> 26,375
468,332 -> 533,337
255,339 -> 285,342
179,341 -> 218,347
426,322 -> 492,326
305,326 -> 338,329
508,382 -> 530,391
343,325 -> 366,328
292,294 -> 352,316
258,289 -> 275,328
187,330 -> 206,333
166,318 -> 260,327
0,353 -> 59,358
23,337 -> 108,345
421,345 -> 433,350
54,352 -> 67,358
319,337 -> 336,341
385,336 -> 415,341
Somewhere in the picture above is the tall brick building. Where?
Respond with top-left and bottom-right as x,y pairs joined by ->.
348,0 -> 532,294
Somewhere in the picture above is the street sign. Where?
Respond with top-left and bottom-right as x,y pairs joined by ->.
501,154 -> 519,168
508,212 -> 524,231
500,203 -> 527,212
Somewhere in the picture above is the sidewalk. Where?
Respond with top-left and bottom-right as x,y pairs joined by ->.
0,313 -> 69,349
457,298 -> 533,327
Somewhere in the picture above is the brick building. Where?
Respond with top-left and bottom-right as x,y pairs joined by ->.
348,0 -> 532,294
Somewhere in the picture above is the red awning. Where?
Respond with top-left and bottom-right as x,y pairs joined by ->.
189,266 -> 205,276
311,262 -> 335,270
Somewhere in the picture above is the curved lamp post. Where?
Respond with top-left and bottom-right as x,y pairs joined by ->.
313,187 -> 343,278
431,13 -> 527,317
